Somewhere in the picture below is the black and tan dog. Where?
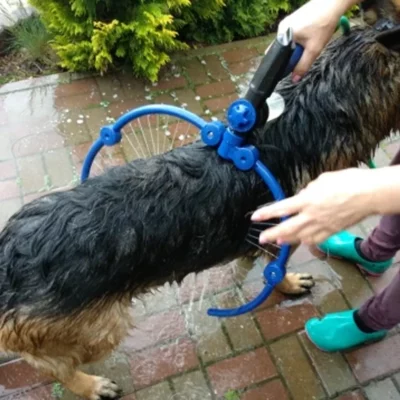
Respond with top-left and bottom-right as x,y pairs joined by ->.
2,3 -> 400,399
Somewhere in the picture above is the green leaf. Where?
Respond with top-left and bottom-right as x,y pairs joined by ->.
51,382 -> 65,399
224,389 -> 241,400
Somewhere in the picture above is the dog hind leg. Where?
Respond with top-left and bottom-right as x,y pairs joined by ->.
0,298 -> 132,399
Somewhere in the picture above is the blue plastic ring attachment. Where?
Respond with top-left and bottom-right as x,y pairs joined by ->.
207,159 -> 291,317
232,146 -> 259,171
100,125 -> 122,146
264,261 -> 285,285
200,121 -> 225,147
227,99 -> 257,133
81,105 -> 208,182
80,139 -> 104,184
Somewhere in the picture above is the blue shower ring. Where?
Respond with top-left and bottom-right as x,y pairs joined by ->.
81,104 -> 290,318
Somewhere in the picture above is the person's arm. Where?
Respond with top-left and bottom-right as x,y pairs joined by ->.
372,166 -> 400,214
251,166 -> 400,245
279,0 -> 361,81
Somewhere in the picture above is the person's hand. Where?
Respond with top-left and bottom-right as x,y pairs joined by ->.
251,168 -> 380,246
277,0 -> 358,82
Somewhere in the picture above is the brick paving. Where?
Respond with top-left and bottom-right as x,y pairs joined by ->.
1,34 -> 400,400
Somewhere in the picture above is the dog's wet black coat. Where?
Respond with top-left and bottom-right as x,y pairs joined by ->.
1,27 -> 400,318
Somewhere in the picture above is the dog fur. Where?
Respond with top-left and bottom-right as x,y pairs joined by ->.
361,0 -> 400,25
2,15 -> 400,400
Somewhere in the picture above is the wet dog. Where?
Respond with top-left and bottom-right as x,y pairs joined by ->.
2,11 -> 400,400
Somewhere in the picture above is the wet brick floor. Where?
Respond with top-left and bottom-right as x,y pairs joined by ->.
1,34 -> 400,400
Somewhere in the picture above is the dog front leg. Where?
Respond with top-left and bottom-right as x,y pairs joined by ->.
276,272 -> 315,294
22,353 -> 121,400
62,371 -> 121,400
262,244 -> 315,295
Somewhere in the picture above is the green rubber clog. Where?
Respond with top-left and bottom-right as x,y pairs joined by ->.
305,310 -> 387,352
317,231 -> 392,276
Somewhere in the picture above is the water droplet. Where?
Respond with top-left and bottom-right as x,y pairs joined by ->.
67,119 -> 72,123
165,131 -> 171,136
201,60 -> 207,65
205,110 -> 211,115
181,103 -> 188,108
145,95 -> 152,101
179,135 -> 184,141
195,96 -> 201,101
77,120 -> 84,124
113,94 -> 118,99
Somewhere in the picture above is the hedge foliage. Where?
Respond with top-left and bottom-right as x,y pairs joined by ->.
179,0 -> 293,45
29,0 -> 354,81
28,0 -> 191,81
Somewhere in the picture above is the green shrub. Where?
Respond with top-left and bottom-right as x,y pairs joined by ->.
29,0 -> 191,81
179,0 -> 292,45
5,14 -> 54,65
179,0 -> 359,45
179,0 -> 360,44
28,0 -> 358,82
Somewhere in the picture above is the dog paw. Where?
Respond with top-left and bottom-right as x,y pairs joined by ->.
276,272 -> 315,295
91,377 -> 121,400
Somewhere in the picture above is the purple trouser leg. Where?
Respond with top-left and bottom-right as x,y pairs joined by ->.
358,272 -> 400,330
360,149 -> 400,262
358,148 -> 400,331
